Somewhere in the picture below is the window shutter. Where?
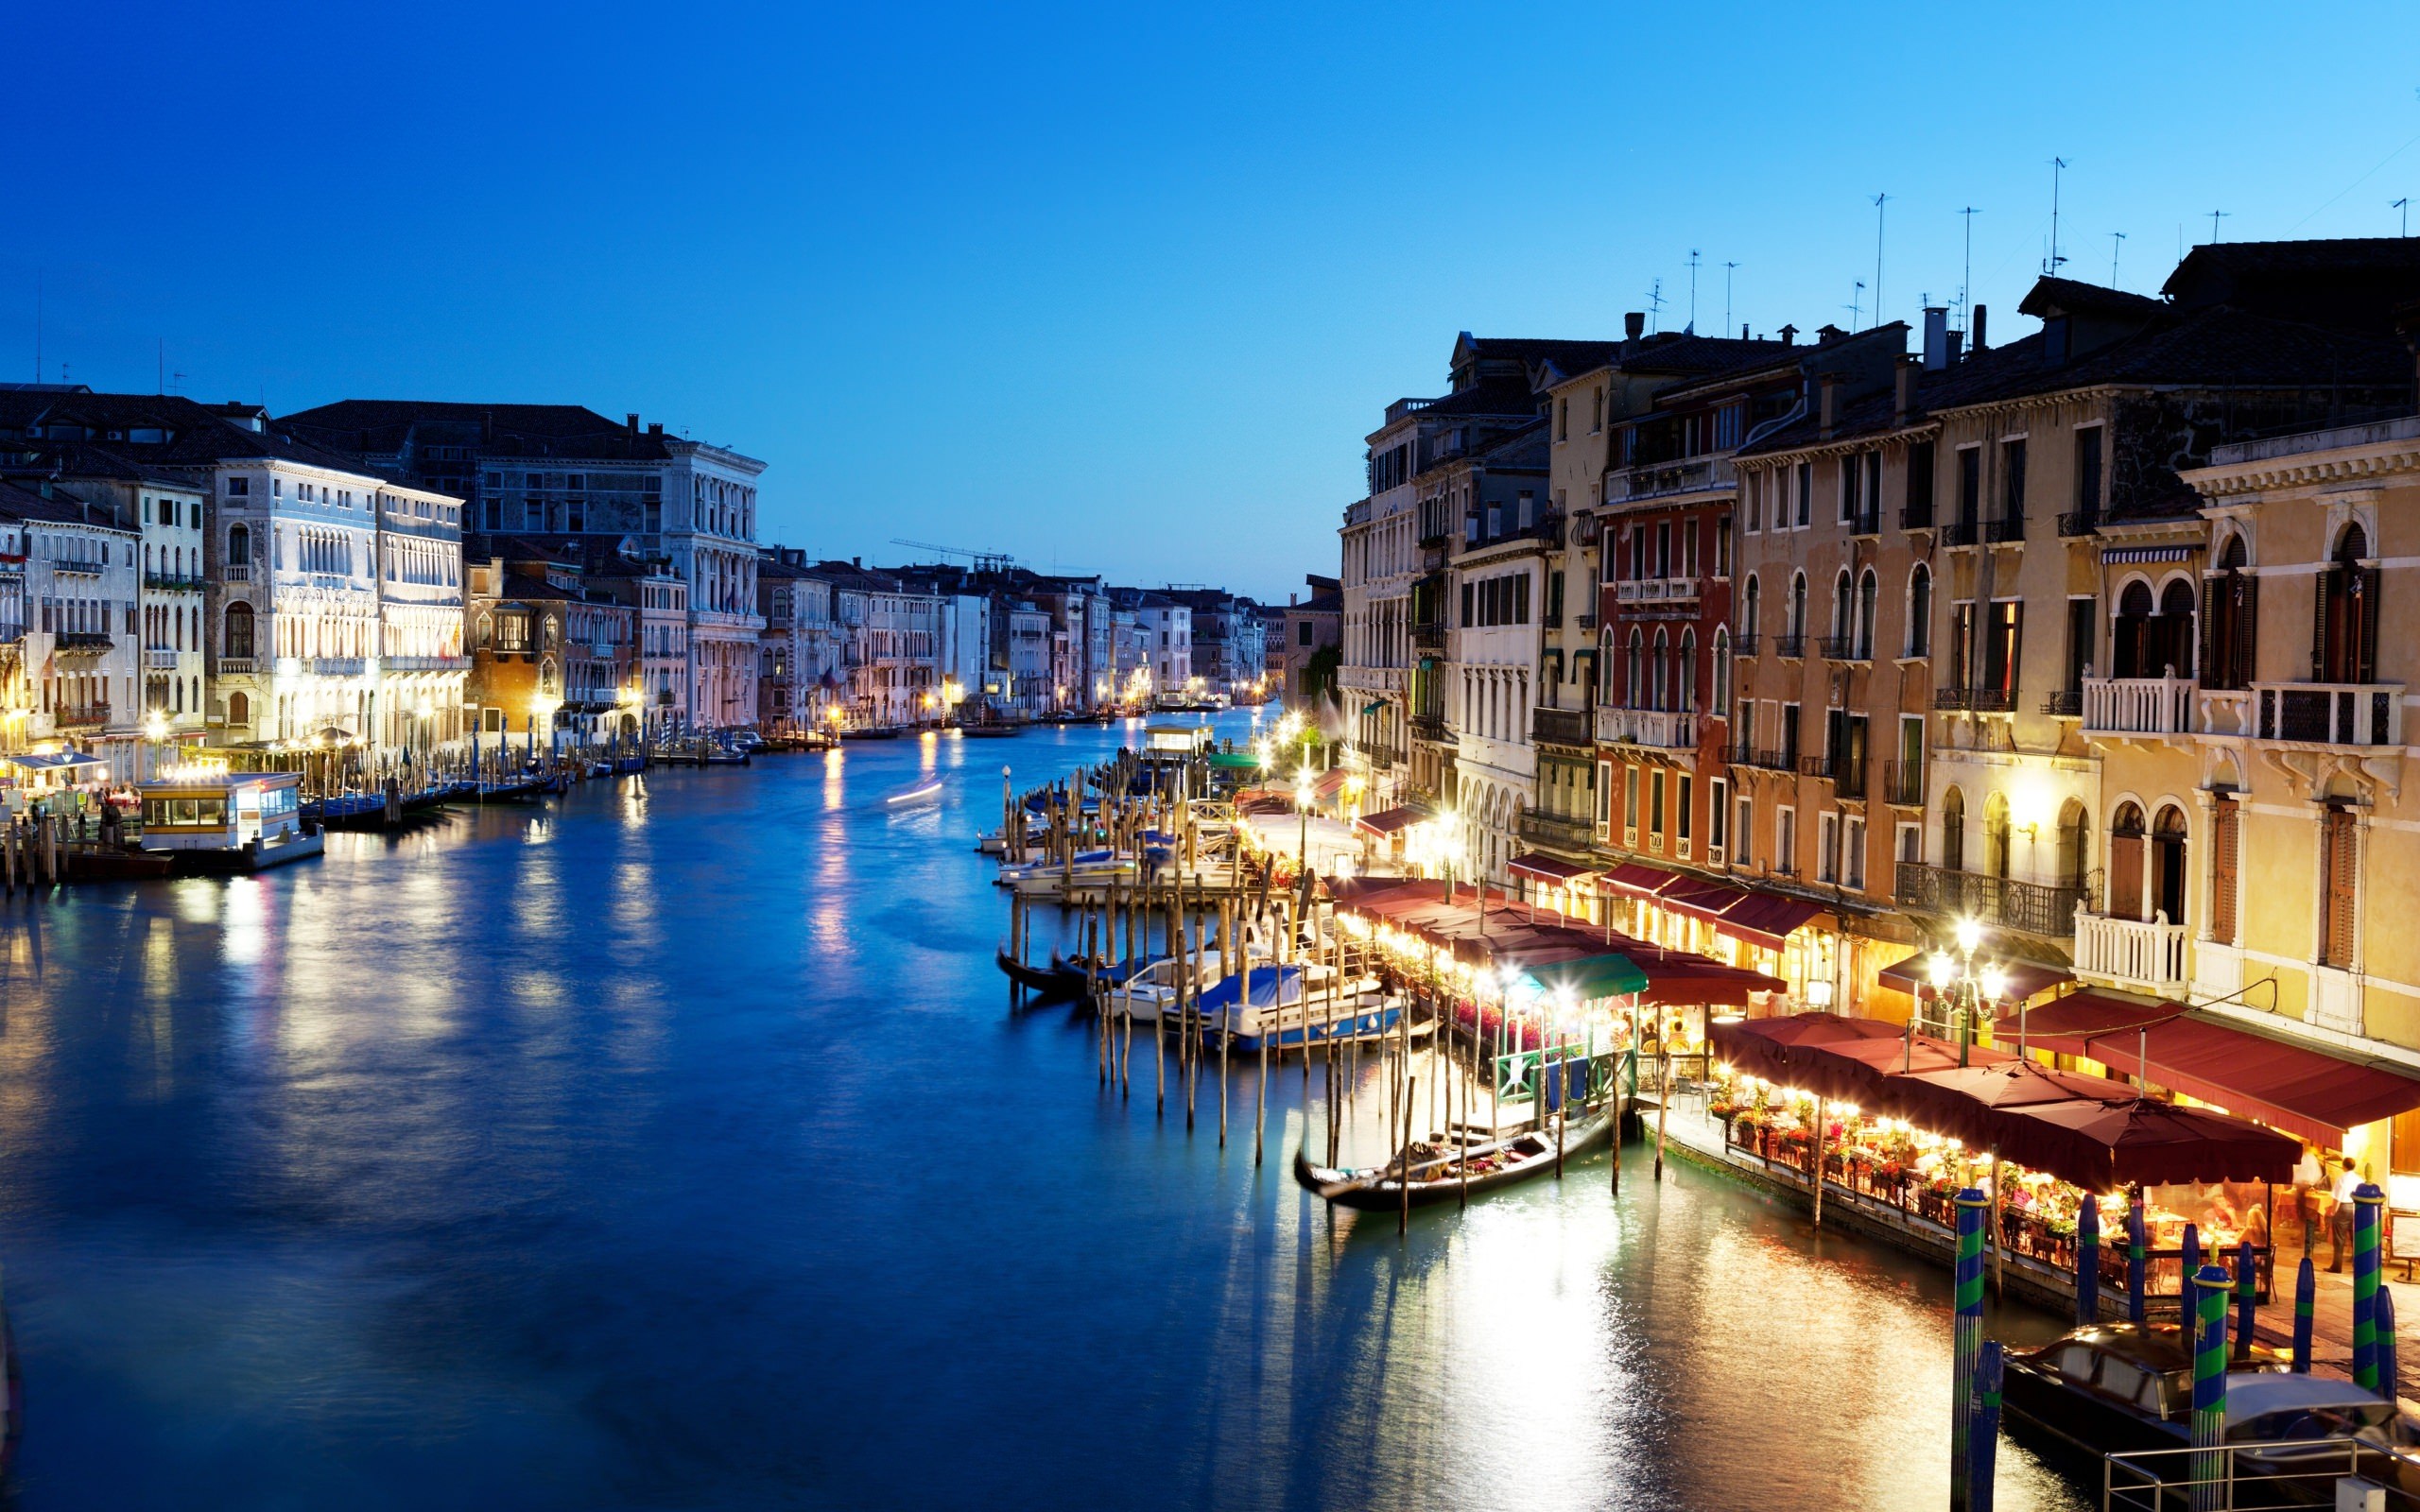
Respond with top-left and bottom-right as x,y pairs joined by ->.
2312,568 -> 2334,679
2199,576 -> 2220,689
2231,574 -> 2258,691
2109,829 -> 2145,921
2325,808 -> 2360,967
2210,798 -> 2239,947
2358,567 -> 2381,684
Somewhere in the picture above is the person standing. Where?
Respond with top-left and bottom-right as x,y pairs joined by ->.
2331,1158 -> 2361,1273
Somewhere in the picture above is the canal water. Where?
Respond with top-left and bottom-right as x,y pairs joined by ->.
0,713 -> 2091,1510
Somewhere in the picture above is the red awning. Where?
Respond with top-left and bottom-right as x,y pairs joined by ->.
1507,852 -> 1595,885
1601,862 -> 1680,900
1878,952 -> 2074,1004
1990,988 -> 2188,1059
2062,1010 -> 2420,1149
1713,892 -> 1827,953
1310,768 -> 1350,801
1353,805 -> 1426,838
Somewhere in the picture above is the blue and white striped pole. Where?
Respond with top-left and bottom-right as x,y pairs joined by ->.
1951,1187 -> 1988,1512
2190,1263 -> 2231,1512
2076,1195 -> 2100,1324
2356,1182 -> 2386,1394
2292,1256 -> 2315,1373
2127,1194 -> 2148,1323
1969,1340 -> 2005,1512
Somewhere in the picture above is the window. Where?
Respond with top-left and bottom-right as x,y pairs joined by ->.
1795,461 -> 1811,527
1957,446 -> 1980,525
1777,806 -> 1797,875
1780,701 -> 1801,765
1906,439 -> 1936,526
1709,777 -> 1728,859
1742,575 -> 1760,638
2000,438 -> 2027,523
1713,627 -> 1732,712
1745,471 -> 1762,533
223,601 -> 254,658
2322,806 -> 2359,968
1591,387 -> 1603,433
226,475 -> 249,497
1713,403 -> 1742,450
1843,816 -> 1866,890
1943,786 -> 1966,871
1650,769 -> 1666,837
1298,622 -> 1312,647
1735,791 -> 1754,868
1624,765 -> 1640,837
1715,513 -> 1733,577
1819,812 -> 1841,883
1984,601 -> 2022,698
1557,398 -> 1569,440
2066,597 -> 2096,694
2204,535 -> 2256,690
1839,455 -> 1858,524
2316,524 -> 2378,684
1857,570 -> 1877,658
2073,425 -> 2103,524
227,524 -> 251,567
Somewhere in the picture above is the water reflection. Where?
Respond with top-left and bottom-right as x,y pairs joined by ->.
0,715 -> 2088,1510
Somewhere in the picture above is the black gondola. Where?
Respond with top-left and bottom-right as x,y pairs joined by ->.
994,948 -> 1088,1002
1292,1108 -> 1615,1211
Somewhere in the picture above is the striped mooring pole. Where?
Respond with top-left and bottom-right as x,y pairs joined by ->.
2076,1195 -> 2100,1324
2189,1263 -> 2232,1512
2292,1256 -> 2315,1373
2356,1181 -> 2386,1394
1968,1340 -> 2005,1512
2127,1194 -> 2148,1323
2232,1238 -> 2256,1362
1950,1187 -> 1988,1512
2382,1284 -> 2402,1405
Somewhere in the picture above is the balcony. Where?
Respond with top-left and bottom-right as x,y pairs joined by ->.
1934,686 -> 2016,713
385,655 -> 472,673
1772,632 -> 1806,660
1730,632 -> 1760,659
2074,910 -> 2190,996
2253,682 -> 2403,748
2056,511 -> 2100,538
1941,519 -> 1980,548
52,558 -> 103,577
1612,576 -> 1703,607
1894,863 -> 2091,937
1411,621 -> 1445,651
2041,690 -> 2082,717
144,571 -> 204,592
1985,514 -> 2028,543
1606,454 -> 1735,504
1518,808 -> 1597,853
1849,510 -> 1881,538
1881,762 -> 1924,806
1817,634 -> 1871,664
1596,706 -> 1698,749
144,647 -> 178,669
1731,746 -> 1794,772
1531,705 -> 1591,747
223,564 -> 251,582
2081,675 -> 2196,739
1797,753 -> 1836,781
1576,612 -> 1598,632
1409,712 -> 1449,741
54,631 -> 113,658
306,657 -> 367,677
1899,505 -> 1936,530
53,702 -> 110,730
216,657 -> 256,676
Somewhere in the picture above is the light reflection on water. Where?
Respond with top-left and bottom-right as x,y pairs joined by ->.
0,715 -> 2089,1510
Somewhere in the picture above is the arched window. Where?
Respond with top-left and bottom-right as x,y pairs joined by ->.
1741,574 -> 1761,639
1651,627 -> 1670,711
223,601 -> 254,659
2318,523 -> 2377,683
1984,792 -> 2013,880
1713,627 -> 1732,712
1832,569 -> 1853,639
2152,804 -> 2189,925
2056,799 -> 2090,893
2157,578 -> 2197,679
1626,627 -> 1644,708
1908,562 -> 1932,657
1942,786 -> 1966,871
227,523 -> 251,567
1679,627 -> 1697,713
1789,572 -> 1807,637
2205,533 -> 2256,690
2114,580 -> 2155,679
228,691 -> 249,727
1856,569 -> 1878,658
2109,801 -> 2148,920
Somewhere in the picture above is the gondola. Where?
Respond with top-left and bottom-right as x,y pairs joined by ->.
1292,1107 -> 1616,1211
994,947 -> 1088,1001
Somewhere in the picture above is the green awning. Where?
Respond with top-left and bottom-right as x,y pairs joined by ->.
1205,749 -> 1263,770
1520,954 -> 1649,1003
1360,700 -> 1386,715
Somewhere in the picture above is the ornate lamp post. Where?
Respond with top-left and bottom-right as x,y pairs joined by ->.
1926,917 -> 2010,1068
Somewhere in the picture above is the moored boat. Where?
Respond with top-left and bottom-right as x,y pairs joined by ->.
1293,1108 -> 1616,1211
994,947 -> 1088,1001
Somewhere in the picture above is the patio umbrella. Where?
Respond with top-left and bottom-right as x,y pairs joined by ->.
1877,1058 -> 2136,1147
1708,1011 -> 1905,1090
2000,1096 -> 2300,1192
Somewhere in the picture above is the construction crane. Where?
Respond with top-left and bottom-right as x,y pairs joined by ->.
888,538 -> 1020,574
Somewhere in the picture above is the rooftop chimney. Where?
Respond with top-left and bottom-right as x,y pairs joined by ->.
1741,323 -> 1751,340
648,422 -> 664,437
1816,323 -> 1846,346
627,412 -> 639,435
1818,373 -> 1841,439
1624,312 -> 1646,341
1971,303 -> 1989,353
1778,323 -> 1799,346
1922,306 -> 1950,370
481,408 -> 494,444
1894,353 -> 1922,426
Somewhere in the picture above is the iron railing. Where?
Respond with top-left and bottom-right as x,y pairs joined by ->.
1895,863 -> 2091,936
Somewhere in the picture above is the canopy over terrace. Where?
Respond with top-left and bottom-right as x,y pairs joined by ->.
1327,878 -> 1782,1006
1599,861 -> 1827,953
1710,1012 -> 2302,1191
1994,989 -> 2420,1149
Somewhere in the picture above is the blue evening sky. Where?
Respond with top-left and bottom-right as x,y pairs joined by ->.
10,3 -> 2419,601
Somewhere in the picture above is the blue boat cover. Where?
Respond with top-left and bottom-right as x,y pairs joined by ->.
1198,965 -> 1304,1010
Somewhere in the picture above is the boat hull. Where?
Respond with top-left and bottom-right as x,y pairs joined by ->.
1295,1109 -> 1616,1211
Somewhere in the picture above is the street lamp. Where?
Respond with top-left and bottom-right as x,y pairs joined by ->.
1294,769 -> 1313,874
1925,916 -> 2010,1068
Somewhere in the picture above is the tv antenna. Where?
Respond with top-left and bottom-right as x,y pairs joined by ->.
1722,261 -> 1739,334
1844,280 -> 1865,330
1645,278 -> 1666,333
1958,207 -> 1980,327
1686,249 -> 1701,332
1870,193 -> 1890,329
2109,231 -> 2127,288
2207,209 -> 2231,244
2397,198 -> 2411,237
2047,158 -> 2069,273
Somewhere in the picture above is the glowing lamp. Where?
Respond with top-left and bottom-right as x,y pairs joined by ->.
1953,917 -> 1982,956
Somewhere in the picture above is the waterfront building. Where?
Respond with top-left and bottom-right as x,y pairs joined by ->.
0,479 -> 138,772
463,541 -> 637,747
587,550 -> 690,739
1434,420 -> 1548,877
1158,586 -> 1263,698
1276,574 -> 1340,713
1117,591 -> 1190,697
1001,601 -> 1052,715
279,403 -> 767,730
